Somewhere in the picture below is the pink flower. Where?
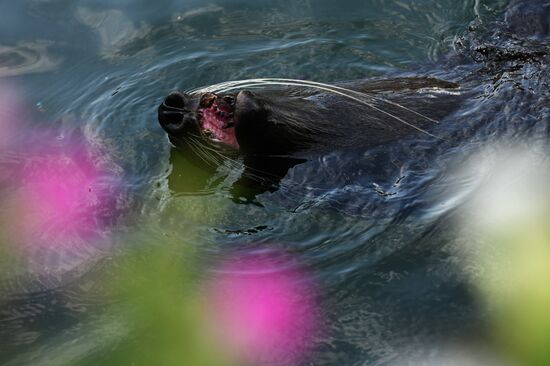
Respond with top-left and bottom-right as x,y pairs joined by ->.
3,132 -> 121,276
19,147 -> 114,244
206,252 -> 321,366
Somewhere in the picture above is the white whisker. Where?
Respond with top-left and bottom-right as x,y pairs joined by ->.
191,78 -> 442,138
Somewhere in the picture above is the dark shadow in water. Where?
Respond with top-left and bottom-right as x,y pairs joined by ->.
168,146 -> 306,203
230,155 -> 307,204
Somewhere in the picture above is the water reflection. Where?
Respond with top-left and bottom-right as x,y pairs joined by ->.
0,41 -> 61,77
75,6 -> 150,60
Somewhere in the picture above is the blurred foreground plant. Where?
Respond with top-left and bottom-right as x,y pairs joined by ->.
460,146 -> 550,366
76,232 -> 234,366
477,222 -> 550,366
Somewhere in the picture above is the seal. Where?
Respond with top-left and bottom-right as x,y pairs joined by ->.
158,78 -> 464,200
158,77 -> 462,157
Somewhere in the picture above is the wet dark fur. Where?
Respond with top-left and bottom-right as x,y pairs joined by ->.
232,78 -> 462,156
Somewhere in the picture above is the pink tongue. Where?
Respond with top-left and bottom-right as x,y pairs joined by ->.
201,104 -> 239,149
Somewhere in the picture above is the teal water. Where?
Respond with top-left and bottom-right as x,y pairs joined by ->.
1,1 -> 549,365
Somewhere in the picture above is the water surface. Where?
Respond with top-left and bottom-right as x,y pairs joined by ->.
1,0 -> 549,365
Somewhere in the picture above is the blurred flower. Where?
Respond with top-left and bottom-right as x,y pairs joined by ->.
456,145 -> 550,366
486,225 -> 550,366
71,233 -> 234,366
205,251 -> 321,366
17,143 -> 118,245
0,123 -> 121,279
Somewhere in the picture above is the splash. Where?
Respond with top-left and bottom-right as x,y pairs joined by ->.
205,251 -> 321,366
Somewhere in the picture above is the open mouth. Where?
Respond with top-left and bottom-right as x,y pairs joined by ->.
197,93 -> 239,149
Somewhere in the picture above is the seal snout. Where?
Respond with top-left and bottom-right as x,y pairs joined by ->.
164,91 -> 187,109
158,91 -> 199,135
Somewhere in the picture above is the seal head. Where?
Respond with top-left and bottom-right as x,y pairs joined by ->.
158,91 -> 240,150
158,89 -> 325,156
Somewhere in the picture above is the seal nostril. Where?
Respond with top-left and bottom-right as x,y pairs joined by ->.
158,91 -> 201,136
164,91 -> 187,109
158,106 -> 184,130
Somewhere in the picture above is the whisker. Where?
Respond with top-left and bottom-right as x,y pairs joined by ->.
218,79 -> 440,138
187,136 -> 220,166
193,78 -> 440,125
274,78 -> 440,125
191,78 -> 442,138
188,135 -> 244,169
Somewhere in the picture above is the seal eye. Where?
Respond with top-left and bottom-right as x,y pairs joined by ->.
222,95 -> 236,106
